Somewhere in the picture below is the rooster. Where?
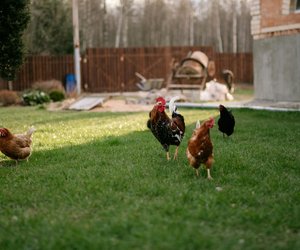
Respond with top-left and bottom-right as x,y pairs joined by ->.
0,127 -> 35,164
218,104 -> 235,137
147,96 -> 185,160
186,118 -> 214,179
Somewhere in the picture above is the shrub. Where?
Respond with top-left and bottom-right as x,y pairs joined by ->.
32,79 -> 65,94
0,90 -> 20,106
49,90 -> 65,102
22,90 -> 51,106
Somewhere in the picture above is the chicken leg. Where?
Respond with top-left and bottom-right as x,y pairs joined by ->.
166,152 -> 170,161
205,156 -> 214,180
173,146 -> 179,160
207,169 -> 213,180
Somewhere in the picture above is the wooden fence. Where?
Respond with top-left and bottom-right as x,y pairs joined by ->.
0,46 -> 253,92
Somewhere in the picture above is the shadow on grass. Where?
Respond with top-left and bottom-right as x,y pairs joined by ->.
0,159 -> 18,168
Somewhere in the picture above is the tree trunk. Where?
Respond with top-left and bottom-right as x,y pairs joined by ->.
189,12 -> 194,46
115,4 -> 124,48
122,13 -> 128,47
215,0 -> 223,52
232,3 -> 237,53
103,0 -> 109,47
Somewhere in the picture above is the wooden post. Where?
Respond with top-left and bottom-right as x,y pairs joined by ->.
72,0 -> 81,95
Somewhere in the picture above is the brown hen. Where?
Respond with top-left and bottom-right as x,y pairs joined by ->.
0,127 -> 35,164
186,118 -> 214,179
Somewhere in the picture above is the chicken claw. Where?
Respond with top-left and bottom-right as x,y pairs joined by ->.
166,152 -> 170,161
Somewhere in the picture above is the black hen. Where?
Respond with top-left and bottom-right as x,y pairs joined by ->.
147,96 -> 185,160
218,104 -> 235,137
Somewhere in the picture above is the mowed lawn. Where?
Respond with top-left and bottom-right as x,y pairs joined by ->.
0,106 -> 299,250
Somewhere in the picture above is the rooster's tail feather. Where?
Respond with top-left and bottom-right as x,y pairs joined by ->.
169,96 -> 180,116
26,127 -> 36,137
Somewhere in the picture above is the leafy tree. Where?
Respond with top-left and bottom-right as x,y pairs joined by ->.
23,0 -> 252,53
25,0 -> 73,55
0,0 -> 30,81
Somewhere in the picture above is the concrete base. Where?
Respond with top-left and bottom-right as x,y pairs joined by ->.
172,100 -> 300,111
253,34 -> 300,102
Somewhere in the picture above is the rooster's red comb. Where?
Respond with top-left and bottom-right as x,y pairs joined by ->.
156,97 -> 166,105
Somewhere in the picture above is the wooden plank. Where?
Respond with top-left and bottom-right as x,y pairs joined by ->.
174,74 -> 205,79
68,96 -> 107,110
168,84 -> 203,89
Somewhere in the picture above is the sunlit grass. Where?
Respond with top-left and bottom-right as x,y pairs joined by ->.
0,106 -> 299,250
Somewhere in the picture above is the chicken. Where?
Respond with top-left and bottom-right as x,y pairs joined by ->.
218,104 -> 235,137
147,96 -> 185,160
0,127 -> 35,164
186,118 -> 214,179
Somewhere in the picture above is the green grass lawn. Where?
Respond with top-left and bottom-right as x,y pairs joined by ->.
233,84 -> 254,102
0,106 -> 299,250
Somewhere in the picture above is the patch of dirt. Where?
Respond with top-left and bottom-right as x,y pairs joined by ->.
91,99 -> 152,112
47,98 -> 152,112
47,83 -> 254,112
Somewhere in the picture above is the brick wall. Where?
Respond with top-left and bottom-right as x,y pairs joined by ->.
251,0 -> 300,39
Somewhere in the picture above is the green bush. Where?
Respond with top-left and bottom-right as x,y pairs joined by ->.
49,90 -> 65,102
22,90 -> 51,106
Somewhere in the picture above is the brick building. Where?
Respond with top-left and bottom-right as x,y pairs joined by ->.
251,0 -> 300,102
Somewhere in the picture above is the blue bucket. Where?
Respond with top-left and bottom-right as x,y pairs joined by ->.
65,74 -> 76,93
